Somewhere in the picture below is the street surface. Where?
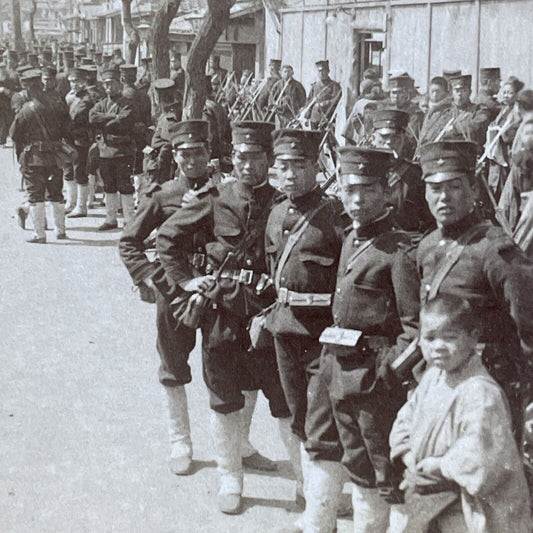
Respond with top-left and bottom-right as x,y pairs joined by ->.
0,146 -> 353,533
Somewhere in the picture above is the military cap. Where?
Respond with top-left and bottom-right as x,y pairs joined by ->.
442,69 -> 461,80
141,56 -> 152,63
28,53 -> 38,61
93,51 -> 103,58
19,69 -> 42,82
42,49 -> 53,60
517,89 -> 533,109
102,52 -> 112,60
232,121 -> 275,153
80,65 -> 98,79
16,64 -> 33,75
81,57 -> 94,65
171,120 -> 209,149
272,128 -> 322,160
479,67 -> 500,82
389,74 -> 413,90
449,74 -> 472,89
7,50 -> 18,60
113,48 -> 122,55
100,68 -> 120,82
338,147 -> 396,184
67,67 -> 85,81
41,66 -> 57,78
75,51 -> 85,59
269,59 -> 281,68
372,109 -> 409,134
315,60 -> 329,69
419,141 -> 478,183
153,78 -> 176,102
119,63 -> 137,77
63,50 -> 74,60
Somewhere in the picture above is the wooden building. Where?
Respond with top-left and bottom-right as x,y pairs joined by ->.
264,0 -> 533,98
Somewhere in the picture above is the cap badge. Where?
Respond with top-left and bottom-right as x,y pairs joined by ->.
188,133 -> 193,139
291,142 -> 297,149
357,163 -> 365,171
246,133 -> 251,140
437,158 -> 445,166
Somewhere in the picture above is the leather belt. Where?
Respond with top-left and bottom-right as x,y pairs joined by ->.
220,268 -> 257,285
278,288 -> 332,307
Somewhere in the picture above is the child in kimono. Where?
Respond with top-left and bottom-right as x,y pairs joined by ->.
389,294 -> 531,533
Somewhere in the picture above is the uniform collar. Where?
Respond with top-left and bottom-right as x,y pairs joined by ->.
176,172 -> 208,191
288,186 -> 322,209
440,210 -> 480,239
352,209 -> 393,240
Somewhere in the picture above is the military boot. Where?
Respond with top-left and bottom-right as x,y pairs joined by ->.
64,179 -> 77,214
27,203 -> 46,243
165,385 -> 193,475
52,202 -> 67,239
68,184 -> 89,218
99,193 -> 119,230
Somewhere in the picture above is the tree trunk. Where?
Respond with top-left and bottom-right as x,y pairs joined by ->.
150,0 -> 181,80
122,0 -> 140,64
183,0 -> 234,119
10,0 -> 24,52
28,0 -> 37,46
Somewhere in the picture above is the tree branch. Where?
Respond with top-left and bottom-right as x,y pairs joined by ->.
122,0 -> 140,64
150,0 -> 181,79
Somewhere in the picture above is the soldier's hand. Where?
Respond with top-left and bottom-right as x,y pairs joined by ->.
138,280 -> 156,303
181,275 -> 215,293
376,360 -> 399,390
181,190 -> 198,206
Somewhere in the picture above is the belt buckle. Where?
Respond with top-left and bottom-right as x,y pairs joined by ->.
192,253 -> 206,268
239,269 -> 253,285
278,287 -> 289,304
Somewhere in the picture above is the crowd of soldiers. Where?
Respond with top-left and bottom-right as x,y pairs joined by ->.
5,40 -> 533,532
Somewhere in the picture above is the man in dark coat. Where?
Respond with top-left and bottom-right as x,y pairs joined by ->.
304,60 -> 341,129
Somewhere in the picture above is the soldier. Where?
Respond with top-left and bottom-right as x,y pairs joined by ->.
203,76 -> 232,165
207,54 -> 228,95
89,67 -> 136,230
56,51 -> 74,100
264,128 -> 347,503
156,121 -> 293,515
40,48 -> 54,68
9,69 -> 70,243
257,59 -> 281,115
0,61 -> 18,143
119,120 -> 213,476
111,48 -> 124,68
27,53 -> 39,68
81,65 -> 105,102
66,67 -> 96,218
136,56 -> 152,93
475,67 -> 502,120
144,78 -> 181,186
291,147 -> 419,533
41,66 -> 59,97
169,51 -> 185,99
417,140 -> 533,441
371,108 -> 433,233
387,74 -> 425,144
419,76 -> 451,145
120,64 -> 152,176
304,60 -> 341,129
418,74 -> 491,148
269,65 -> 306,127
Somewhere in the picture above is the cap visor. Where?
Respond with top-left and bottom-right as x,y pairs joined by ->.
423,171 -> 469,183
175,142 -> 207,149
275,153 -> 306,161
339,174 -> 381,185
234,143 -> 266,153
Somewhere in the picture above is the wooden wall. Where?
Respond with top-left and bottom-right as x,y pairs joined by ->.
269,0 -> 533,95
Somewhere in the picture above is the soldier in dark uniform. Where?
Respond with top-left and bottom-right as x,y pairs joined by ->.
120,120 -> 214,476
111,48 -> 125,68
41,66 -> 59,97
9,69 -> 70,243
40,48 -> 54,69
387,74 -> 425,145
416,140 -> 533,442
169,51 -> 185,99
419,76 -> 452,146
56,51 -> 75,100
120,63 -> 152,176
257,59 -> 281,116
27,53 -> 39,68
269,65 -> 306,127
304,60 -> 341,129
297,147 -> 420,533
475,67 -> 501,121
82,65 -> 105,102
418,75 -> 491,148
144,78 -> 181,186
0,61 -> 18,143
156,122 -> 291,515
136,56 -> 152,93
65,67 -> 96,218
89,67 -> 136,229
204,76 -> 232,166
371,108 -> 433,233
264,128 -> 347,505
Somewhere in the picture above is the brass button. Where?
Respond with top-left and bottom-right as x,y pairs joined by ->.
283,229 -> 289,235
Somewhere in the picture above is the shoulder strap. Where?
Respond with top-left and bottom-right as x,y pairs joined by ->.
343,237 -> 376,274
274,199 -> 331,292
428,222 -> 491,300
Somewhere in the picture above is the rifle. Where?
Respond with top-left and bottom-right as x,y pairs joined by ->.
228,71 -> 255,120
238,77 -> 268,121
288,83 -> 334,129
215,71 -> 235,104
264,79 -> 291,123
433,110 -> 468,142
476,110 -> 516,171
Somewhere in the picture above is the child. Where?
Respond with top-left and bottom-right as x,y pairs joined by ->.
389,294 -> 531,533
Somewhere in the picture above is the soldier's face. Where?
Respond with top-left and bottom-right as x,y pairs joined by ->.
70,78 -> 85,93
175,145 -> 209,179
275,157 -> 317,197
232,149 -> 269,187
373,130 -> 403,152
339,180 -> 387,226
42,76 -> 55,91
390,87 -> 409,107
420,311 -> 478,373
452,86 -> 470,107
317,67 -> 329,82
281,67 -> 293,81
425,176 -> 476,226
103,79 -> 121,97
429,83 -> 447,104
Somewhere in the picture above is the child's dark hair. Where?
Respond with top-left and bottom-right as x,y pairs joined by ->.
421,293 -> 480,333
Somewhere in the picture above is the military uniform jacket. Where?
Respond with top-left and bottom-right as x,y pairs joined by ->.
265,188 -> 346,337
157,180 -> 280,319
326,212 -> 420,388
9,93 -> 69,165
306,78 -> 341,124
419,99 -> 452,145
416,211 -> 533,377
89,95 -> 135,158
145,106 -> 180,179
120,174 -> 212,298
257,75 -> 280,111
55,72 -> 70,100
474,89 -> 501,122
382,100 -> 425,142
10,89 -> 28,114
68,89 -> 95,146
269,78 -> 307,120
